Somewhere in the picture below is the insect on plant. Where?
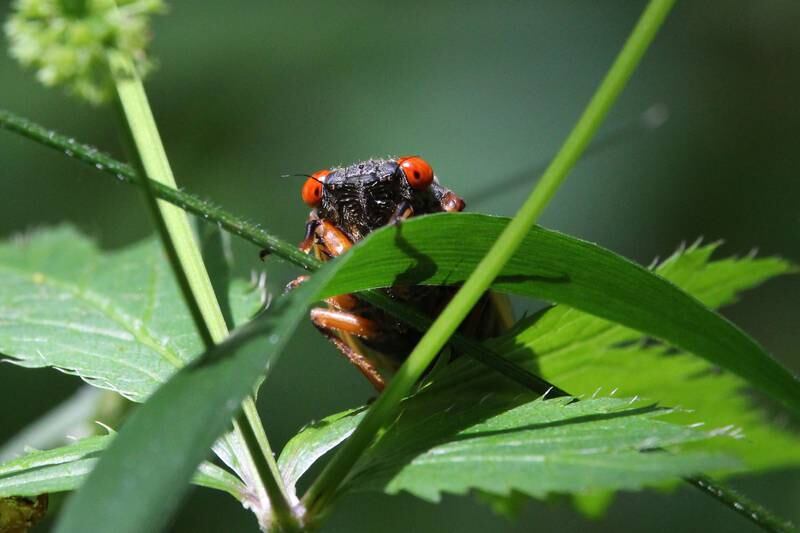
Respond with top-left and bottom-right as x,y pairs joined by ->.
276,156 -> 513,390
2,1 -> 799,532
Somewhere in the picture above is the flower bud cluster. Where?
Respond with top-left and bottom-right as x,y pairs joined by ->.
5,0 -> 166,104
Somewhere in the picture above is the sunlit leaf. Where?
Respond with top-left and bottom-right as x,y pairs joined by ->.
359,397 -> 736,501
476,242 -> 800,472
0,226 -> 263,401
53,262 -> 338,533
281,395 -> 736,503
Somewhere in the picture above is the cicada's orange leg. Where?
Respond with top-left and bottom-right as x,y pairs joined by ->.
314,220 -> 352,258
285,220 -> 386,390
310,309 -> 386,391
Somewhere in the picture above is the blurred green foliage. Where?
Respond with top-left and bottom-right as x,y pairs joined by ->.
0,1 -> 797,531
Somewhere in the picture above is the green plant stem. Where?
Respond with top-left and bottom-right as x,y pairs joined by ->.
105,51 -> 298,531
687,476 -> 794,533
0,90 -> 791,531
302,0 -> 677,517
0,107 -> 314,270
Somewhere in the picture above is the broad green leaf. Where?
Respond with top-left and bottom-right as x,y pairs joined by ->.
553,345 -> 800,471
0,226 -> 263,401
282,396 -> 736,503
54,261 -> 339,533
360,397 -> 736,501
474,242 -> 800,472
0,435 -> 243,500
319,213 -> 800,413
419,242 -> 799,517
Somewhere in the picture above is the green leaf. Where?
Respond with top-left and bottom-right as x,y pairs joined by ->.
318,213 -> 800,414
277,408 -> 366,496
53,262 -> 338,533
0,436 -> 108,481
476,242 -> 800,472
284,396 -> 736,503
0,226 -> 263,401
557,345 -> 800,472
0,435 -> 244,500
368,398 -> 736,501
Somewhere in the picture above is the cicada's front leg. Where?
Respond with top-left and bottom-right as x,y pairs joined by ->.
309,308 -> 386,390
285,218 -> 387,390
388,200 -> 414,225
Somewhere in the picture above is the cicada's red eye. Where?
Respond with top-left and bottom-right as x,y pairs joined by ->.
301,169 -> 330,207
397,156 -> 434,190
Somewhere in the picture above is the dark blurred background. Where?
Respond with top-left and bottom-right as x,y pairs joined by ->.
1,1 -> 798,531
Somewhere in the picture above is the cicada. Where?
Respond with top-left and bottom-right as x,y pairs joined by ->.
279,156 -> 513,391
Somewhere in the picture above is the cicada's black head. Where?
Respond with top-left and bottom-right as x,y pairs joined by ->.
299,157 -> 464,241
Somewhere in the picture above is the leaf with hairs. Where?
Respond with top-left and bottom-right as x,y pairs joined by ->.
0,226 -> 263,401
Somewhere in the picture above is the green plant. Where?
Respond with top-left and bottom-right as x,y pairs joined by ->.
1,1 -> 798,532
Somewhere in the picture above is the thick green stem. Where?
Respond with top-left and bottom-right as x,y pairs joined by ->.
106,51 -> 297,531
302,0 -> 677,517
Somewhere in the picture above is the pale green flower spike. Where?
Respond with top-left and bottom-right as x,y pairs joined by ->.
4,0 -> 166,105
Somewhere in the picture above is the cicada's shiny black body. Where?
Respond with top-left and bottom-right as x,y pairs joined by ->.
277,156 -> 508,390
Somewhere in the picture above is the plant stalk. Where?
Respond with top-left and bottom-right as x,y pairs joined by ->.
105,50 -> 298,531
302,0 -> 677,517
687,475 -> 794,533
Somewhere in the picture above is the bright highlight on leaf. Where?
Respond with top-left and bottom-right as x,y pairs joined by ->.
4,0 -> 166,104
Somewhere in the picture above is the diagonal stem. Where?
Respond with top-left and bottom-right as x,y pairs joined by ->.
105,50 -> 298,531
687,475 -> 794,533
